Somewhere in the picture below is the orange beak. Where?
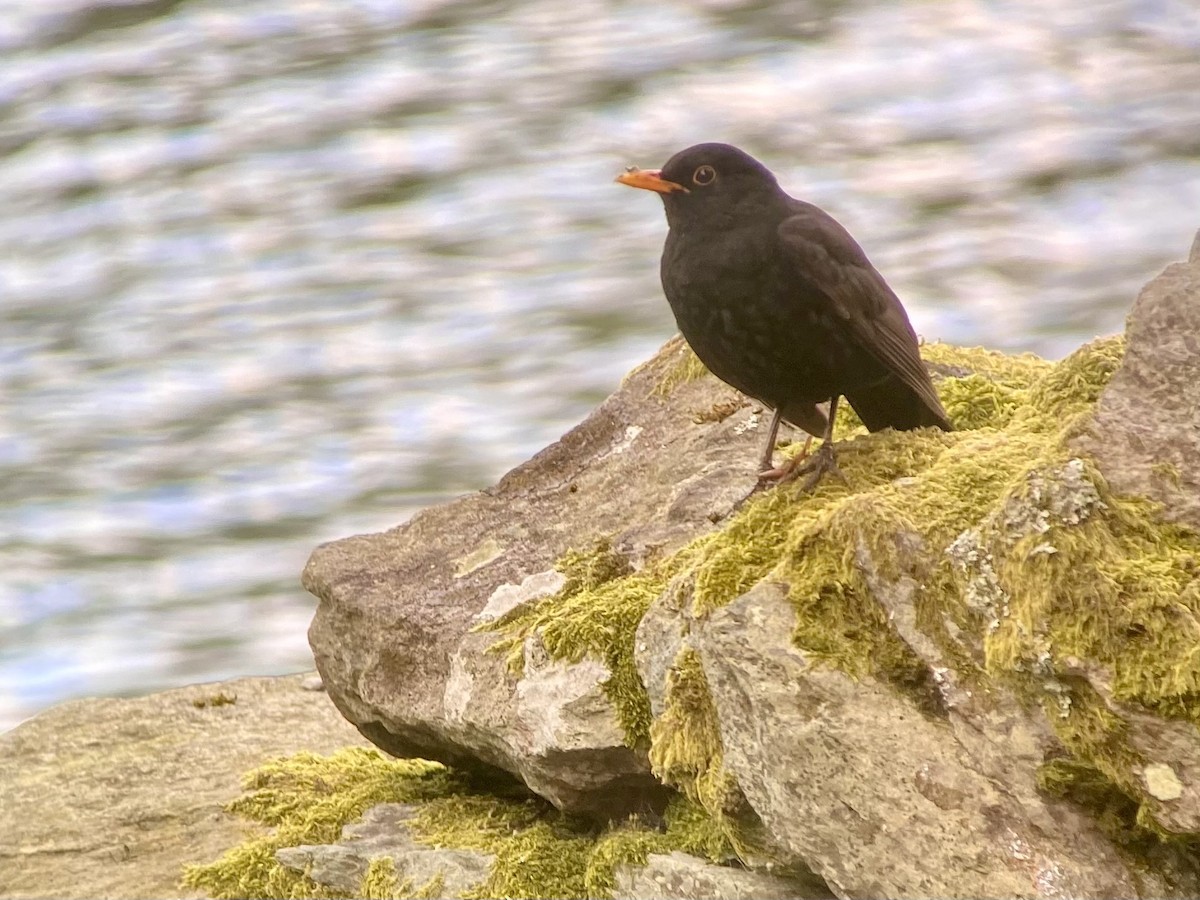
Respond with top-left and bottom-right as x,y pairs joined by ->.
615,167 -> 688,194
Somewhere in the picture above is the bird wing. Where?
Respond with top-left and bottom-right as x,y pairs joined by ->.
776,202 -> 948,421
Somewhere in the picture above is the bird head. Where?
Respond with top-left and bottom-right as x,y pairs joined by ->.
616,142 -> 783,230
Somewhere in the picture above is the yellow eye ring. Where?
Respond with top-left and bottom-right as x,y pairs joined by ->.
693,165 -> 716,186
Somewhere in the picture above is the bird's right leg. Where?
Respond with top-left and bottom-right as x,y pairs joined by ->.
782,394 -> 845,491
757,407 -> 783,473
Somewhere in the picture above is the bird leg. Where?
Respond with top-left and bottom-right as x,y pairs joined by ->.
766,395 -> 845,491
757,408 -> 816,478
757,408 -> 783,473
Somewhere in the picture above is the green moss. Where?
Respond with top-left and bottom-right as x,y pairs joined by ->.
407,793 -> 552,852
357,790 -> 592,900
181,748 -> 460,900
359,858 -> 445,900
184,749 -> 753,900
648,648 -> 723,792
1022,334 -> 1125,428
661,793 -> 743,862
980,473 -> 1200,725
456,823 -> 592,900
182,749 -> 568,900
646,648 -> 746,859
1152,461 -> 1183,489
585,820 -> 666,898
360,858 -> 403,899
584,796 -> 733,898
938,374 -> 1027,430
921,340 -> 1055,383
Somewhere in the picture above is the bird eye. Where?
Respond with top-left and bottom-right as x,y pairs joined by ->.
693,165 -> 716,186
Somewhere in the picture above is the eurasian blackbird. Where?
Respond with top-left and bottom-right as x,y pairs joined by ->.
616,142 -> 951,488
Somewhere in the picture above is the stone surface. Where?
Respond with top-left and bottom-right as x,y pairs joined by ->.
635,573 -> 697,718
0,674 -> 367,900
613,851 -> 824,900
1072,661 -> 1200,834
304,338 -> 780,818
1074,229 -> 1200,530
290,233 -> 1200,896
692,581 -> 1151,900
275,803 -> 492,896
1069,237 -> 1200,834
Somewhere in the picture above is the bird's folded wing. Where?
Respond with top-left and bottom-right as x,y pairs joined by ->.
776,207 -> 948,419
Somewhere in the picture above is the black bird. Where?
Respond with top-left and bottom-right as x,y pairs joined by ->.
616,142 -> 951,487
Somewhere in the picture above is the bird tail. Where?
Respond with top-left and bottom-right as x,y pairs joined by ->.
844,375 -> 952,432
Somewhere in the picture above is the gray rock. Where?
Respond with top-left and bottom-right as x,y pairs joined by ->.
1069,245 -> 1200,832
295,232 -> 1200,896
275,802 -> 492,896
304,339 -> 772,818
692,581 -> 1149,900
1074,232 -> 1200,530
613,851 -> 825,900
1063,657 -> 1200,833
635,573 -> 698,718
0,674 -> 369,900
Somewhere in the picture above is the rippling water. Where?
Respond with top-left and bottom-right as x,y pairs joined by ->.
2,0 -> 1199,731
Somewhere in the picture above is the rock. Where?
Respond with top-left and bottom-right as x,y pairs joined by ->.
1074,229 -> 1200,530
0,674 -> 368,900
635,574 -> 697,718
13,236 -> 1200,900
446,626 -> 663,814
613,851 -> 825,900
303,338 -> 783,818
275,803 -> 492,896
692,582 -> 1150,899
293,231 -> 1200,897
1068,237 -> 1200,834
1065,660 -> 1200,833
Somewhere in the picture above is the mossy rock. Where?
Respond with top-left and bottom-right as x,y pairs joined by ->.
230,334 -> 1200,898
182,748 -> 752,900
482,335 -> 1200,873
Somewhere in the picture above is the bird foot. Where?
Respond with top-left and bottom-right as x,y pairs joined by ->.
760,440 -> 844,492
757,435 -> 813,480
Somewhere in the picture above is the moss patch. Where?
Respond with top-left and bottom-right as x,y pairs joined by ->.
184,749 -> 745,900
181,749 -> 459,899
647,648 -> 750,859
359,858 -> 445,900
193,691 -> 238,708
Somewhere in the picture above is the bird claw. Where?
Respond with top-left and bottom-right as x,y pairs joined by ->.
759,440 -> 845,492
757,434 -> 813,480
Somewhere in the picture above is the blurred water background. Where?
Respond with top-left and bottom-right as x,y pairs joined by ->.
2,0 -> 1199,732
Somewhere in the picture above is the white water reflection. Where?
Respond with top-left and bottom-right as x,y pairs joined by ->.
2,0 -> 1199,730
